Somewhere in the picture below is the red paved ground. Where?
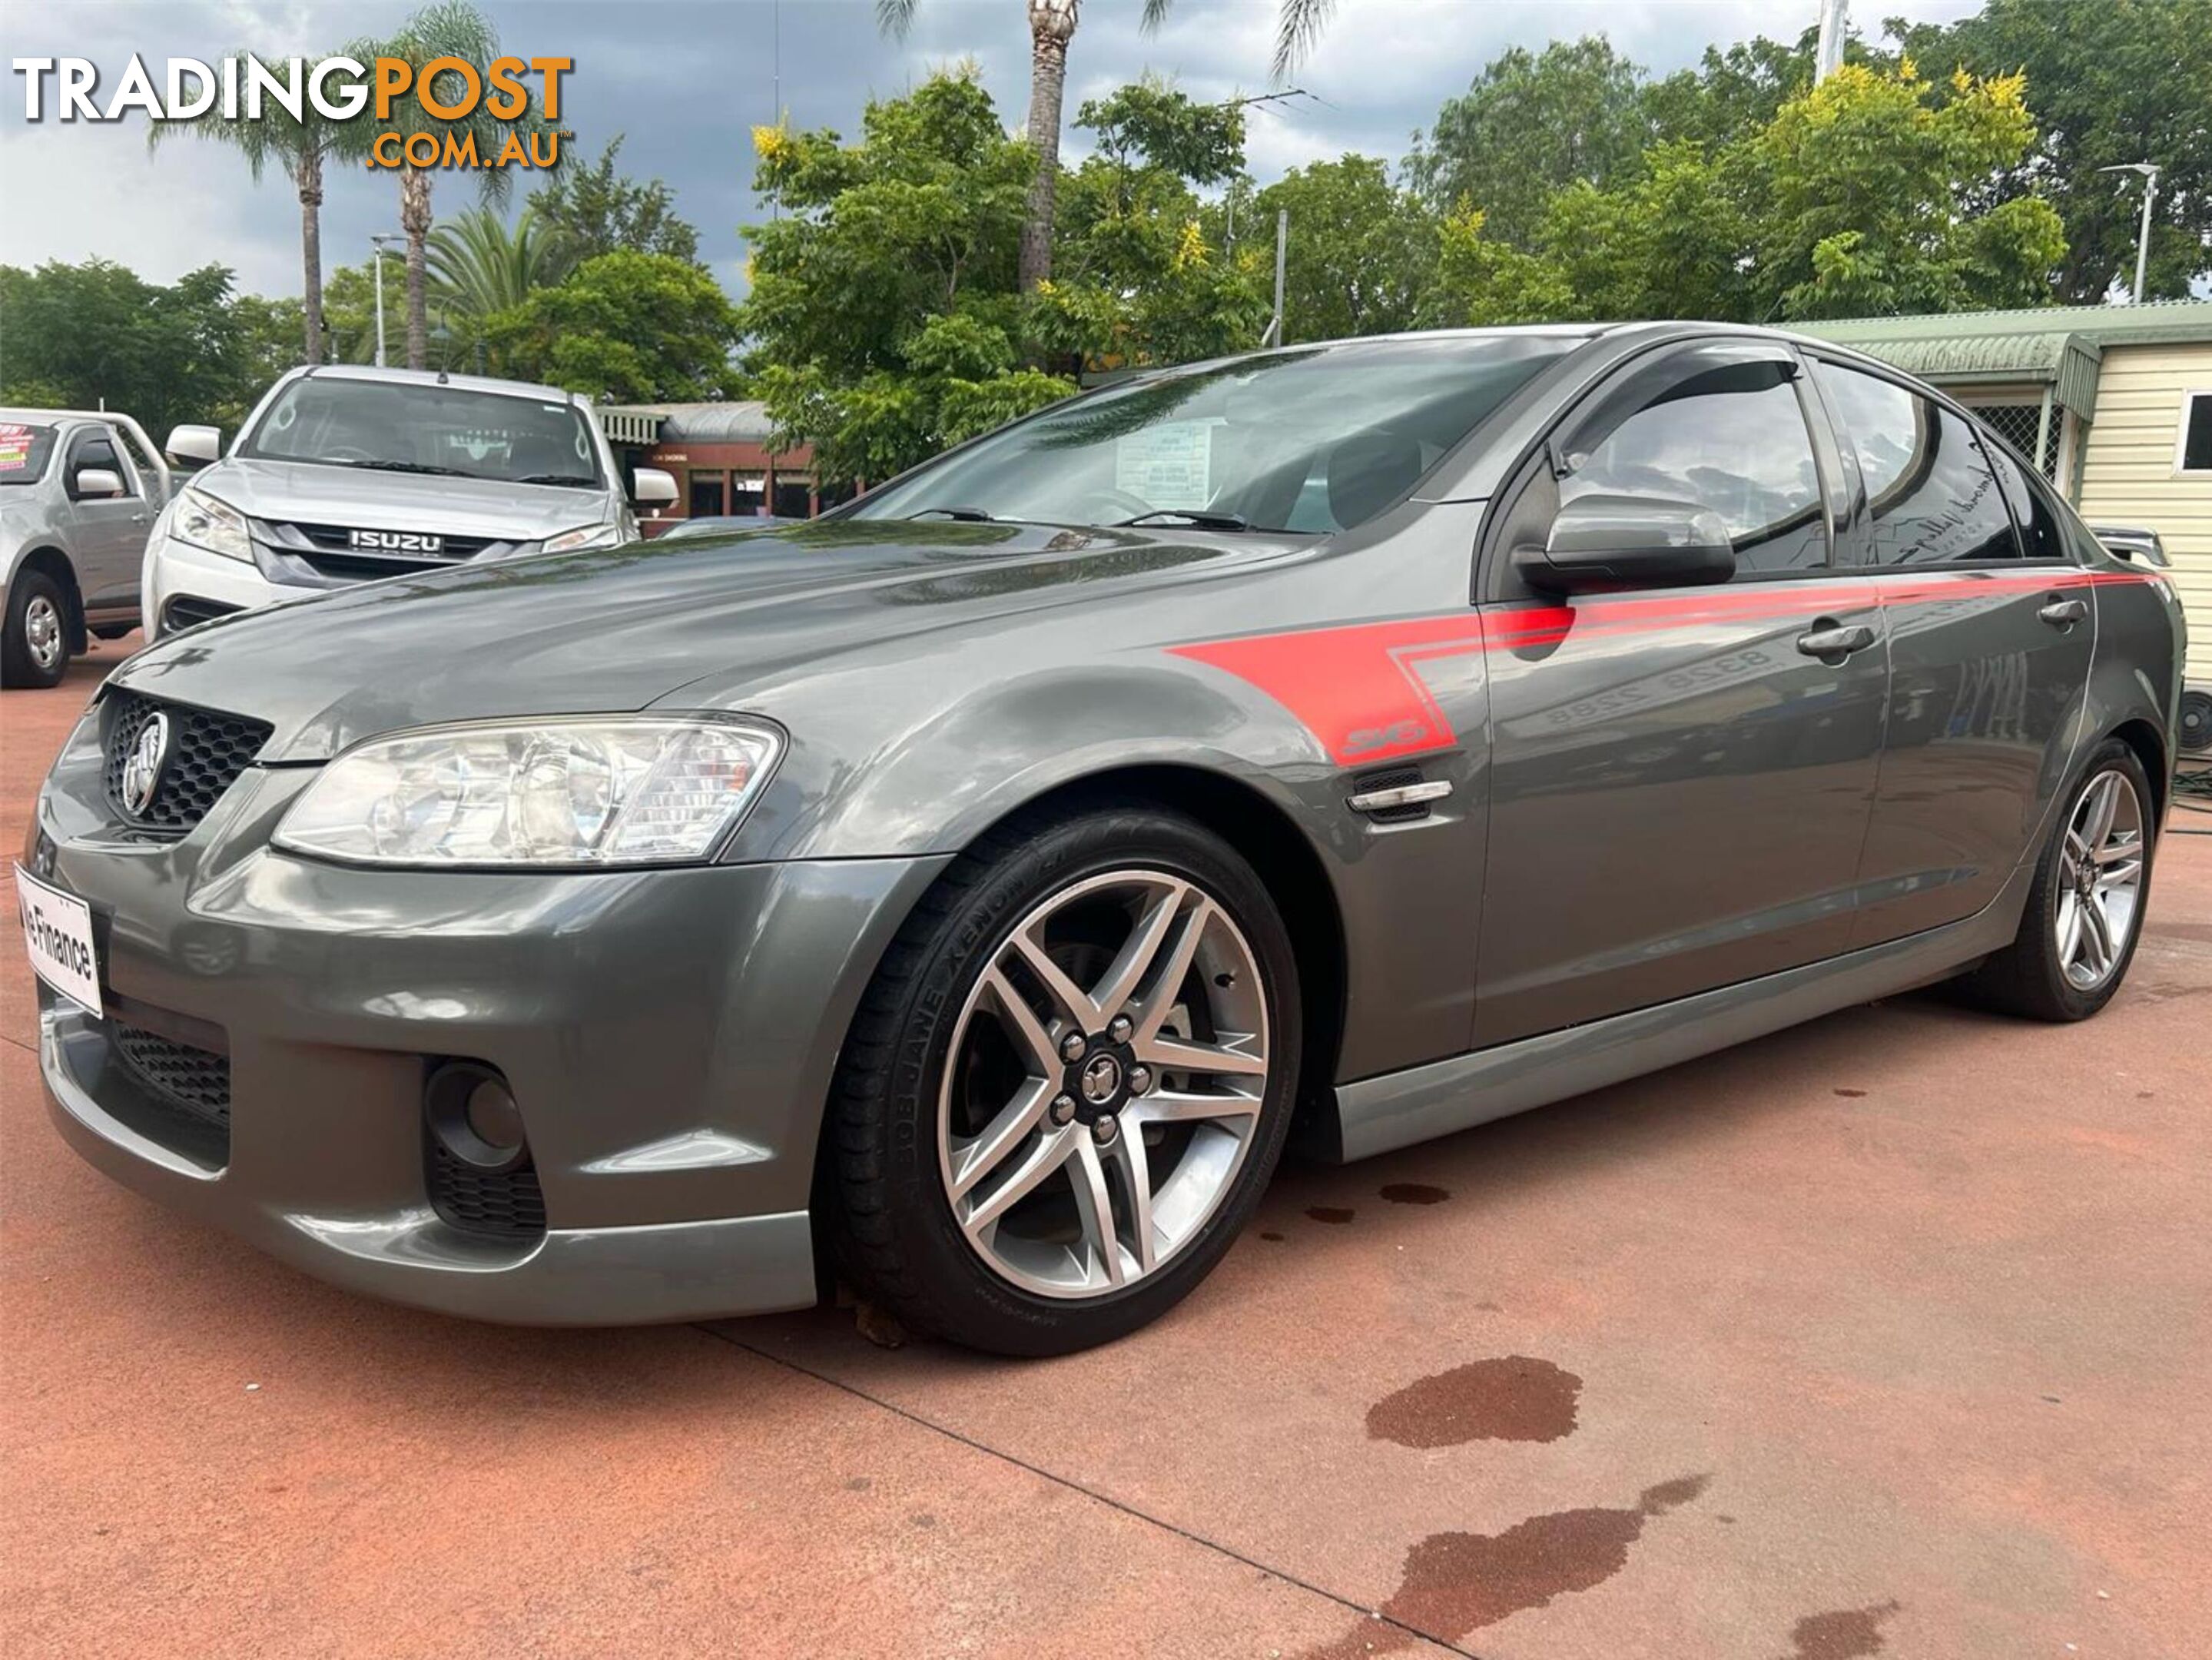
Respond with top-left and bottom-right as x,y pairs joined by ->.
5,637 -> 2208,1658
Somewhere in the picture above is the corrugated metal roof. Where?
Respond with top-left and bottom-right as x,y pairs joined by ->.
1794,300 -> 2212,423
600,400 -> 777,444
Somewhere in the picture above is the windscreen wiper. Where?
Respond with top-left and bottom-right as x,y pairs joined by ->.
1111,509 -> 1252,531
516,473 -> 600,487
333,459 -> 475,477
904,506 -> 997,522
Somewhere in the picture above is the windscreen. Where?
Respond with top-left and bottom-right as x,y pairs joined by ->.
850,334 -> 1580,534
241,378 -> 604,489
0,422 -> 60,486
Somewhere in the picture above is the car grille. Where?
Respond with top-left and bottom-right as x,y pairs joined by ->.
427,1143 -> 548,1240
257,519 -> 520,581
103,690 -> 273,834
112,1022 -> 231,1126
108,1021 -> 233,1166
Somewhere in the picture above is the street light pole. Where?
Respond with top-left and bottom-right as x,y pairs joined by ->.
370,234 -> 401,366
2098,163 -> 2160,303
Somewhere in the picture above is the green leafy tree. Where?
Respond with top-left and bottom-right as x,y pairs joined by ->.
0,260 -> 270,436
1640,32 -> 1823,154
1252,154 -> 1435,341
1411,37 -> 1653,248
1896,0 -> 2212,300
317,255 -> 410,364
875,0 -> 1341,290
1033,83 -> 1269,368
529,135 -> 702,264
482,251 -> 738,400
738,73 -> 1070,484
148,50 -> 372,366
1537,139 -> 1749,321
1420,208 -> 1576,327
1743,61 -> 2065,318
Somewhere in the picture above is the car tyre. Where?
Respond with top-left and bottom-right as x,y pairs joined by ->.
826,802 -> 1302,1356
3,568 -> 70,689
1952,737 -> 2154,1021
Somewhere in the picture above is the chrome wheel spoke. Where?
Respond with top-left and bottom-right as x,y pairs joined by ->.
1133,1087 -> 1261,1126
2057,891 -> 2084,968
1088,878 -> 1188,1024
1108,1130 -> 1159,1276
948,1076 -> 1055,1200
1136,1031 -> 1267,1077
2081,774 -> 2121,848
963,1122 -> 1080,1237
981,966 -> 1061,1076
1010,928 -> 1099,1033
1069,1137 -> 1127,1287
2096,857 -> 2143,891
2082,895 -> 2116,972
1132,899 -> 1212,1044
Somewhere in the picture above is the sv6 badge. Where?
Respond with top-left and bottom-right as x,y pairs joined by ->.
348,529 -> 445,553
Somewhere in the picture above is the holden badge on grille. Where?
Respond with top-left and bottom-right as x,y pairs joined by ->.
121,711 -> 171,816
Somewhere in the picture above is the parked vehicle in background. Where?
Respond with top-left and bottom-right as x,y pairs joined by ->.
654,514 -> 804,540
26,324 -> 2187,1355
2090,523 -> 2174,569
143,367 -> 676,639
1,410 -> 167,688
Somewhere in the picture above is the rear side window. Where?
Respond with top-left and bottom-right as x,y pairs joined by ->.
1816,362 -> 2016,564
1561,354 -> 1828,573
1986,443 -> 2070,564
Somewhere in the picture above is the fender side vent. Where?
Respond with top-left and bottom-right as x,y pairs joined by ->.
1348,766 -> 1449,825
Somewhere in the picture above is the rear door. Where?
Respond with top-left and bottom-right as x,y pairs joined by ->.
1807,357 -> 2094,946
1471,339 -> 1890,1047
61,424 -> 151,613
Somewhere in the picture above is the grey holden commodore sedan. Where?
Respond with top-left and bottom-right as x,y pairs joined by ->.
23,324 -> 2187,1354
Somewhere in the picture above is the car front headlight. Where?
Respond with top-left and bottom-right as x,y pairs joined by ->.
272,715 -> 784,868
542,522 -> 622,555
171,485 -> 252,562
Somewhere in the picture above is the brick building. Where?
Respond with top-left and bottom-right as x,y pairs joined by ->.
596,401 -> 853,534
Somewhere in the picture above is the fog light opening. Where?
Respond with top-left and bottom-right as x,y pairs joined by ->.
426,1061 -> 530,1175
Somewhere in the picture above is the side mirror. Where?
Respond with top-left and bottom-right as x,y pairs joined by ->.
165,424 -> 221,466
72,466 -> 125,500
631,466 -> 678,506
1516,493 -> 1736,594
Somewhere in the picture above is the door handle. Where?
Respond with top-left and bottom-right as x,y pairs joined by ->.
1796,621 -> 1877,659
2038,597 -> 2088,627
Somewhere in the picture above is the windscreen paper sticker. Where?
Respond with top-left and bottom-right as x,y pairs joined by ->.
0,423 -> 31,471
1115,421 -> 1214,509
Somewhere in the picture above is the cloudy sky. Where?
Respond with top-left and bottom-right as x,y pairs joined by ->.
1,0 -> 1981,304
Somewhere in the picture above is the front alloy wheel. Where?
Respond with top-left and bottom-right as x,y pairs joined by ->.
939,868 -> 1270,1299
829,804 -> 1302,1355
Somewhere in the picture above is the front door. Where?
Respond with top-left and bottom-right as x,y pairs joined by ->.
63,425 -> 151,613
1473,340 -> 1890,1047
1807,359 -> 2096,945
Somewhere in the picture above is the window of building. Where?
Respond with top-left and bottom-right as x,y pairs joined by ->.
1563,351 -> 1828,573
688,470 -> 725,518
2180,391 -> 2212,473
816,478 -> 857,512
730,470 -> 765,516
1815,362 -> 2017,565
772,475 -> 814,519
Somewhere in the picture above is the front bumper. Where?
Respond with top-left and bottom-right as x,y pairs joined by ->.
32,714 -> 948,1324
144,532 -> 284,636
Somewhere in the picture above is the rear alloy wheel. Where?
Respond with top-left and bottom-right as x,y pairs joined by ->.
3,569 -> 70,689
830,806 -> 1301,1354
1955,738 -> 2154,1021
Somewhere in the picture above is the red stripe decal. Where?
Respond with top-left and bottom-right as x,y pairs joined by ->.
1172,569 -> 2136,766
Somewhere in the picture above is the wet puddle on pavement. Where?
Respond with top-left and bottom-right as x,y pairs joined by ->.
1366,1357 -> 1581,1448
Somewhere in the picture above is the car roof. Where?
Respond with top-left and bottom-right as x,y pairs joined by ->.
272,365 -> 581,403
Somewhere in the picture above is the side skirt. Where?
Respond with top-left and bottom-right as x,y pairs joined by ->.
1329,858 -> 2034,1164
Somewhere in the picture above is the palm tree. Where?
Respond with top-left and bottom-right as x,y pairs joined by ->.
875,0 -> 1339,290
427,205 -> 579,364
148,51 -> 370,365
354,2 -> 536,369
